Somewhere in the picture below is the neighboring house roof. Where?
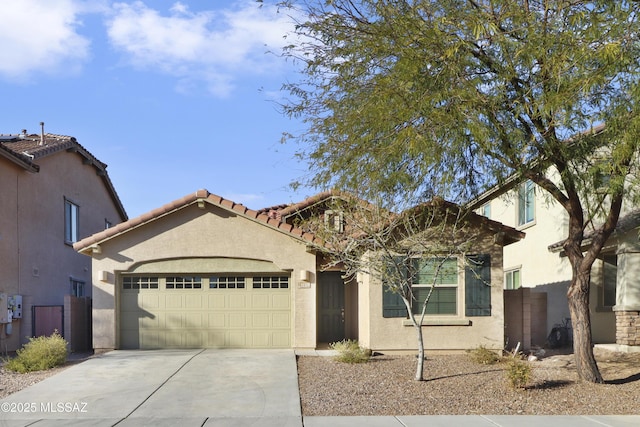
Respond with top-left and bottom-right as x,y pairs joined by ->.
548,208 -> 640,253
0,130 -> 127,221
73,189 -> 323,254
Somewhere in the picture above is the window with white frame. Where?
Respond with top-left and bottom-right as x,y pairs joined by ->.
166,276 -> 202,289
64,199 -> 79,243
505,268 -> 521,290
411,257 -> 458,315
210,276 -> 245,289
253,276 -> 289,289
517,180 -> 535,226
122,277 -> 159,289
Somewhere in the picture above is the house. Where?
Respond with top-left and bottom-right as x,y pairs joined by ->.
0,127 -> 127,352
74,189 -> 523,353
468,175 -> 640,352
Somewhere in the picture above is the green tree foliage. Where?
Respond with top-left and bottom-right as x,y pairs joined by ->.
280,0 -> 640,383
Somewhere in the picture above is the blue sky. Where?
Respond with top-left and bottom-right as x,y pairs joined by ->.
0,0 -> 310,218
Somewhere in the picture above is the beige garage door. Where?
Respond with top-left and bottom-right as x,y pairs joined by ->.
119,275 -> 291,349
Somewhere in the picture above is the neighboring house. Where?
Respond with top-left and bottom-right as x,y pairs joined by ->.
468,176 -> 640,351
0,128 -> 127,352
74,189 -> 523,353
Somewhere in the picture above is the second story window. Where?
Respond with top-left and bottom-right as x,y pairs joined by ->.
479,203 -> 491,219
517,180 -> 535,226
65,199 -> 79,244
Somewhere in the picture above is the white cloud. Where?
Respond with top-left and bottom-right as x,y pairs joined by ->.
106,1 -> 296,97
0,0 -> 91,81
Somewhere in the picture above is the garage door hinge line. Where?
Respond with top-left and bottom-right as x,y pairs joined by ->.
113,349 -> 207,425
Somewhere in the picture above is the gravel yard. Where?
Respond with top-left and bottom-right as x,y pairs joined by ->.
297,348 -> 640,416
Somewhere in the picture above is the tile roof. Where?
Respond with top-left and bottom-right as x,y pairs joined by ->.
73,189 -> 323,253
1,130 -> 127,221
548,208 -> 640,252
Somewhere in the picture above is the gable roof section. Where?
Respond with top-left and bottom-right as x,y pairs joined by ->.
1,131 -> 127,221
265,191 -> 524,247
74,189 -> 323,254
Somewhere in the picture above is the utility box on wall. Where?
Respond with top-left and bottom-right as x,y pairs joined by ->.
0,293 -> 8,323
9,295 -> 22,319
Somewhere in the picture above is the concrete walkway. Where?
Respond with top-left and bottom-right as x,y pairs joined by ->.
1,349 -> 638,426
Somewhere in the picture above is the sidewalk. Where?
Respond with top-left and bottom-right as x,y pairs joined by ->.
302,415 -> 640,426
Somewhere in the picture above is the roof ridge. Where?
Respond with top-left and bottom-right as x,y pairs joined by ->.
74,189 -> 323,252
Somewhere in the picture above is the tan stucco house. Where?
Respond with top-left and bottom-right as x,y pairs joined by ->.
75,189 -> 523,353
468,174 -> 640,352
0,128 -> 127,352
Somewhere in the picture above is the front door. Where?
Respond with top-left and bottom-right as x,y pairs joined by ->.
317,271 -> 345,343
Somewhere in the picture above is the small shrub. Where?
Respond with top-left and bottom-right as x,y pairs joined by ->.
4,332 -> 68,373
467,345 -> 501,365
505,356 -> 532,389
330,339 -> 371,364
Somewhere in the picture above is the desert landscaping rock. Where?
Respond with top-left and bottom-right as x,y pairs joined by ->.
297,348 -> 640,416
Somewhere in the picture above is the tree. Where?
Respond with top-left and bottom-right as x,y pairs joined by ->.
299,194 -> 488,381
279,0 -> 640,383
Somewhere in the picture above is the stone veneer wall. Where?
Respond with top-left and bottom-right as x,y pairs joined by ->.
616,311 -> 640,346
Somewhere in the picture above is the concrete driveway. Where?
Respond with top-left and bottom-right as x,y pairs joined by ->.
0,349 -> 302,426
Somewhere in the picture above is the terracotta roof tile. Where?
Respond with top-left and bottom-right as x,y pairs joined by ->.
74,189 -> 321,253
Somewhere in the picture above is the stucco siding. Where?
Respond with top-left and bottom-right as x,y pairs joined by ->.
1,148 -> 125,350
89,202 -> 318,350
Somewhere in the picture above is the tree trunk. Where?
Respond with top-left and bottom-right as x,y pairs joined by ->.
414,323 -> 425,381
567,267 -> 604,383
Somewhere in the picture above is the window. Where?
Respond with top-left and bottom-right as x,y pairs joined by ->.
122,277 -> 159,289
382,254 -> 491,318
64,199 -> 79,243
411,258 -> 458,315
505,269 -> 521,290
602,255 -> 617,308
166,276 -> 202,289
324,210 -> 344,233
105,219 -> 112,229
479,203 -> 491,218
253,276 -> 289,289
70,278 -> 85,297
210,276 -> 245,289
517,180 -> 535,226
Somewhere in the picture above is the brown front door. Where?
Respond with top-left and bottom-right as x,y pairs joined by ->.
317,271 -> 345,344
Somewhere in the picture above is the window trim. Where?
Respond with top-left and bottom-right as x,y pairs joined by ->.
64,198 -> 80,244
600,254 -> 617,310
517,180 -> 536,228
504,268 -> 522,290
410,257 -> 459,316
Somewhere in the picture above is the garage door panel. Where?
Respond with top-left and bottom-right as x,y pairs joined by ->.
165,295 -> 183,309
209,295 -> 226,308
271,294 -> 290,309
229,294 -> 246,308
229,313 -> 247,327
121,279 -> 291,349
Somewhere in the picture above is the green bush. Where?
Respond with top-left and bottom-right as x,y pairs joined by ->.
4,332 -> 68,373
466,345 -> 501,365
505,357 -> 532,389
330,339 -> 371,364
